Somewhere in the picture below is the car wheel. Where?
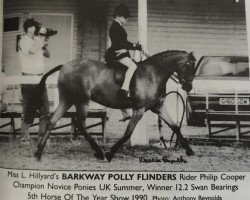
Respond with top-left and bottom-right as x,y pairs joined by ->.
186,99 -> 205,127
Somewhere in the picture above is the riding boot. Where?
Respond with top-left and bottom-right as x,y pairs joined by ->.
117,89 -> 130,99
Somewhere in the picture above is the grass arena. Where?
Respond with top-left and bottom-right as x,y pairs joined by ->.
0,110 -> 250,171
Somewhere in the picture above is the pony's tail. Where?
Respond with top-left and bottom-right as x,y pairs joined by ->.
36,65 -> 63,99
38,64 -> 63,88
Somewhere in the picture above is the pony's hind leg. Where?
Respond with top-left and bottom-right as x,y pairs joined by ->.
75,103 -> 104,160
152,103 -> 194,156
105,108 -> 145,162
34,100 -> 71,160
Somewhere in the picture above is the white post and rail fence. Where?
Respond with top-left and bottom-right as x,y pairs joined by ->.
130,0 -> 149,146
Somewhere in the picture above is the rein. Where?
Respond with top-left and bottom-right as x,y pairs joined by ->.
140,49 -> 180,84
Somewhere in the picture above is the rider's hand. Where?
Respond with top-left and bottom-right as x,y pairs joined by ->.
42,39 -> 49,50
115,49 -> 128,56
134,43 -> 142,51
42,44 -> 48,50
31,36 -> 45,52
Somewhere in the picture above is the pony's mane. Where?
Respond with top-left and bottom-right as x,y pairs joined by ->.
144,50 -> 189,64
139,50 -> 195,67
152,50 -> 188,58
140,50 -> 195,72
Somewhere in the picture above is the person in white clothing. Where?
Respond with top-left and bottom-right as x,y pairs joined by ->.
19,18 -> 50,142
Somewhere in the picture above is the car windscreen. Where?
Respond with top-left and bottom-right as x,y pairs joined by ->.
196,57 -> 249,77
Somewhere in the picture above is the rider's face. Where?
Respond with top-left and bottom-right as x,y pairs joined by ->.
120,16 -> 128,25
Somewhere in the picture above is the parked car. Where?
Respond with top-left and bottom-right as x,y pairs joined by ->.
186,56 -> 250,126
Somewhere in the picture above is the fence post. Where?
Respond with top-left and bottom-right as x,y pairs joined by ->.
131,0 -> 148,146
235,91 -> 241,140
0,0 -> 2,71
206,93 -> 211,138
176,86 -> 179,123
246,1 -> 250,71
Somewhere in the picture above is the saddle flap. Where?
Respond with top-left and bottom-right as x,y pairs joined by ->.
106,61 -> 137,91
115,68 -> 127,86
107,61 -> 127,86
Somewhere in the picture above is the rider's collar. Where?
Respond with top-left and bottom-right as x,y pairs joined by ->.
114,19 -> 123,27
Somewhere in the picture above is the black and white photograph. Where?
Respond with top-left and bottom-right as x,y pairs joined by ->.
1,0 -> 250,199
0,0 -> 250,174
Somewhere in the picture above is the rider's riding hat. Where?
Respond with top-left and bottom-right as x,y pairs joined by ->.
113,4 -> 131,18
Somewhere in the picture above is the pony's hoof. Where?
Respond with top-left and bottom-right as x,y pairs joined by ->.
105,152 -> 113,162
186,149 -> 194,156
34,151 -> 42,161
72,136 -> 80,141
94,152 -> 104,160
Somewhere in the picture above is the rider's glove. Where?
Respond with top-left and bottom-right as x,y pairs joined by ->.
134,43 -> 142,51
42,42 -> 48,50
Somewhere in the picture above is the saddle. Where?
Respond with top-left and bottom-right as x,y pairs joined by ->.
106,61 -> 137,89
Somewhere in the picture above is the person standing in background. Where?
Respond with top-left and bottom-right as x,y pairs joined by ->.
0,62 -> 7,113
19,18 -> 50,142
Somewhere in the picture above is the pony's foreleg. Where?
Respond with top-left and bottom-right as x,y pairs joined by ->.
34,101 -> 71,160
105,108 -> 145,162
75,103 -> 104,160
152,104 -> 194,156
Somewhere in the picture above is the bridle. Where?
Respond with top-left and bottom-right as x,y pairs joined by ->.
179,56 -> 196,85
139,49 -> 195,85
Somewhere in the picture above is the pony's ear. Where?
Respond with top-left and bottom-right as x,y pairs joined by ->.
189,52 -> 196,61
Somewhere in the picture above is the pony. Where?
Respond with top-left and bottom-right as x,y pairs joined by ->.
34,50 -> 196,162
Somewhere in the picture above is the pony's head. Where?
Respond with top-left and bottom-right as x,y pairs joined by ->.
145,50 -> 197,92
176,52 -> 196,92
